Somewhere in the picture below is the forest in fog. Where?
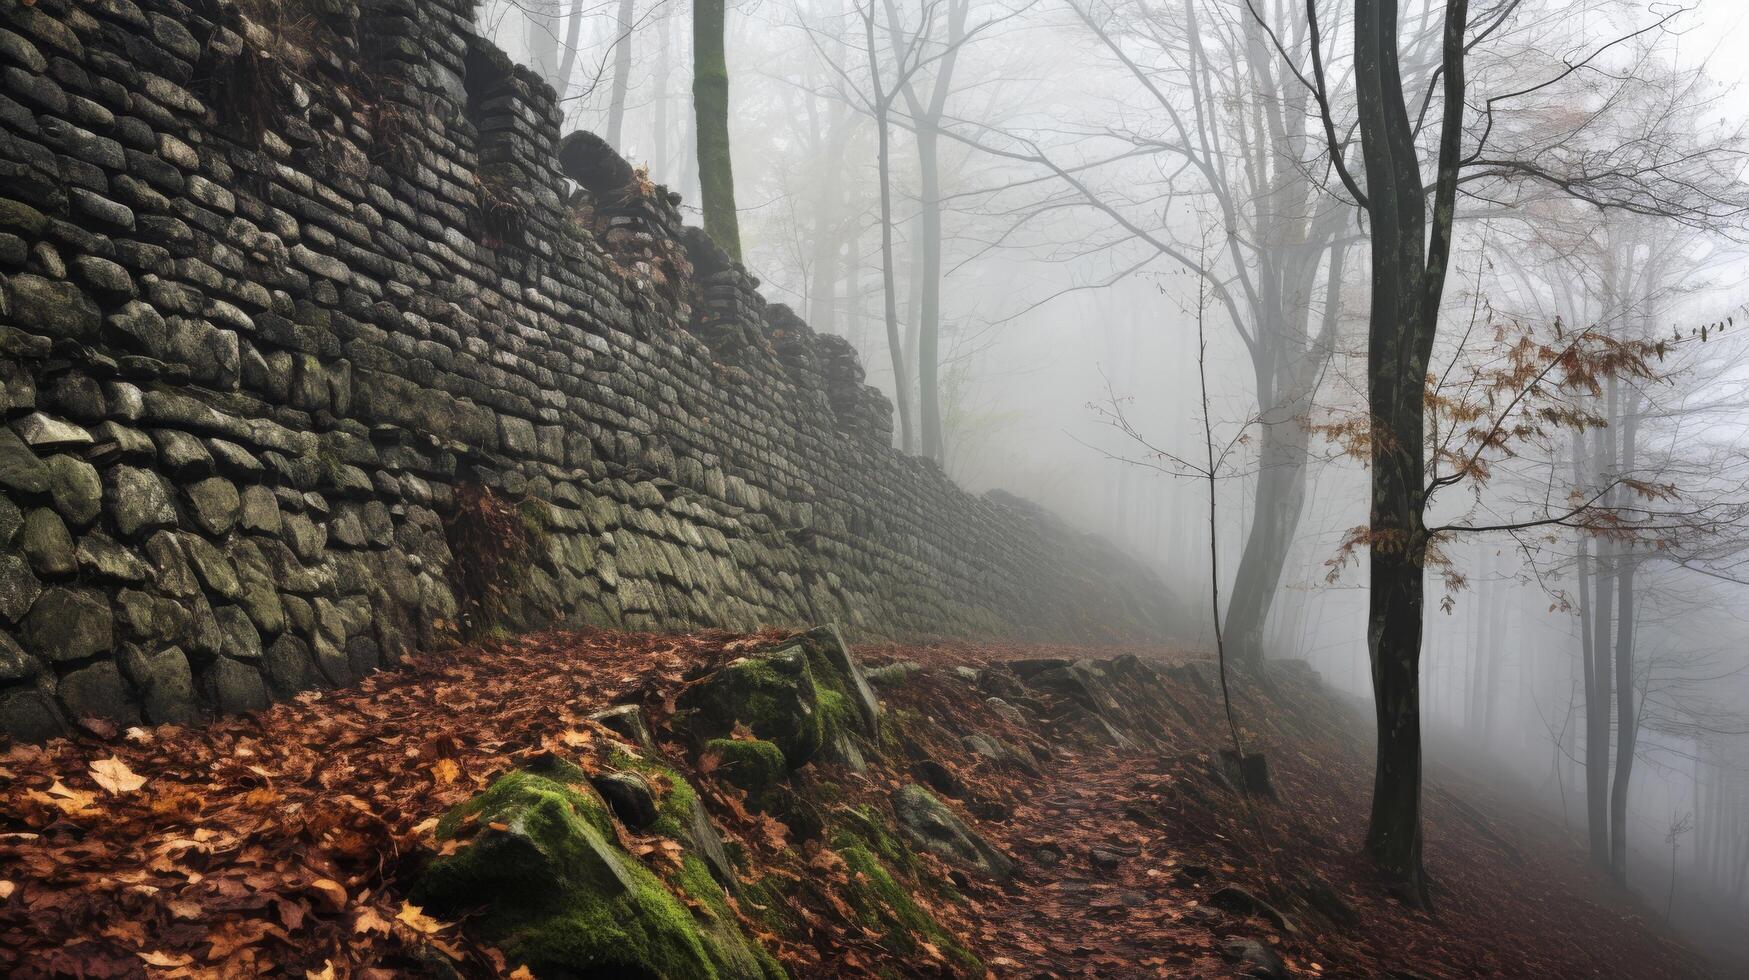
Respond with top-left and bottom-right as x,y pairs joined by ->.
472,0 -> 1749,959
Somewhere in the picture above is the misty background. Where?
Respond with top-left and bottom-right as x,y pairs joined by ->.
474,0 -> 1749,963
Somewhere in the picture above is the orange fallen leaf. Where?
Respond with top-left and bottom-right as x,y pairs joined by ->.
0,880 -> 13,899
306,960 -> 336,980
90,756 -> 148,795
139,950 -> 194,967
432,758 -> 461,785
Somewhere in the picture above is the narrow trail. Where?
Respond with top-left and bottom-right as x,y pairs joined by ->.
0,628 -> 1713,978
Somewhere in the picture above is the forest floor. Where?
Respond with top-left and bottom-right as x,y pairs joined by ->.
0,627 -> 1714,979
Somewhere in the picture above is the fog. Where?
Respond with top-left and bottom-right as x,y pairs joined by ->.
477,0 -> 1749,964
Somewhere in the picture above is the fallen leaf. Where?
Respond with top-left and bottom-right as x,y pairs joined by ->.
354,906 -> 391,936
397,901 -> 447,934
139,950 -> 195,967
310,878 -> 348,911
431,758 -> 460,785
90,756 -> 148,795
0,880 -> 13,899
306,960 -> 336,980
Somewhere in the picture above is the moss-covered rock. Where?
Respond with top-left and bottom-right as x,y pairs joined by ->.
794,624 -> 880,737
677,648 -> 826,768
413,760 -> 776,979
707,737 -> 787,797
610,746 -> 738,887
830,809 -> 980,972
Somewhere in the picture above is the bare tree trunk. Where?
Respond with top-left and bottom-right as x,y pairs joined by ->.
1609,386 -> 1642,882
692,0 -> 741,259
1225,241 -> 1347,663
866,10 -> 915,452
1588,398 -> 1618,869
806,98 -> 852,334
606,0 -> 636,146
1353,0 -> 1468,907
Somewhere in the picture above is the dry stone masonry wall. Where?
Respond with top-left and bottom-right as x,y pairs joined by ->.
0,0 -> 1174,739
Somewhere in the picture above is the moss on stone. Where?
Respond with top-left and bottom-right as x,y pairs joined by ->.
677,650 -> 825,768
707,737 -> 786,797
825,815 -> 979,973
416,765 -> 763,978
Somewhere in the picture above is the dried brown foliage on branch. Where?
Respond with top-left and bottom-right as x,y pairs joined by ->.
1313,316 -> 1695,603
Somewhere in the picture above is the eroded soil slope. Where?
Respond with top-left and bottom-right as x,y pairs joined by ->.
0,628 -> 1710,978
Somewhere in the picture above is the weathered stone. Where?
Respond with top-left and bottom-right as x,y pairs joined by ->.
0,630 -> 42,683
13,412 -> 91,450
263,632 -> 315,699
19,507 -> 74,576
228,537 -> 285,635
0,687 -> 65,741
213,604 -> 263,661
413,761 -> 770,980
143,531 -> 200,598
59,660 -> 140,726
107,466 -> 177,538
891,784 -> 1014,882
588,704 -> 655,751
76,532 -> 149,582
238,484 -> 281,534
677,648 -> 825,769
0,427 -> 51,495
22,587 -> 111,661
45,455 -> 101,527
589,770 -> 659,830
184,476 -> 239,535
181,534 -> 243,600
151,428 -> 213,474
207,656 -> 269,713
0,550 -> 41,622
4,273 -> 101,340
121,644 -> 197,724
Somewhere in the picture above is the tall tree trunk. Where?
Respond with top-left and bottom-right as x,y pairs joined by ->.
606,0 -> 636,146
807,100 -> 853,333
692,0 -> 741,259
865,8 -> 915,453
1224,241 -> 1347,663
916,124 -> 945,461
652,5 -> 670,178
1353,0 -> 1466,907
1588,400 -> 1618,869
1608,388 -> 1642,882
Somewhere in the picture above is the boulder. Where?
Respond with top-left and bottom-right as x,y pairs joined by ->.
1222,937 -> 1288,979
890,784 -> 1014,882
412,758 -> 776,980
58,660 -> 140,726
677,648 -> 825,769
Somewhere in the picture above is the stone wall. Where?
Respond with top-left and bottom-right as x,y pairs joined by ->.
0,0 -> 1175,739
